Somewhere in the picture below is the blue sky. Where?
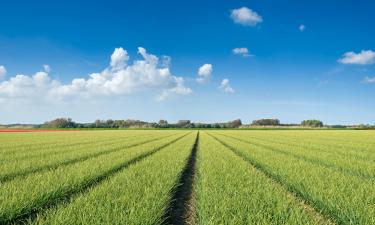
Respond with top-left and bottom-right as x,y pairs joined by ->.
0,0 -> 374,124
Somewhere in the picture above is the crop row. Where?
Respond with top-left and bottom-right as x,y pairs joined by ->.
30,132 -> 198,224
222,130 -> 375,158
196,132 -> 329,224
0,132 -> 191,223
0,130 -> 373,224
208,131 -> 375,224
0,132 -> 177,183
213,131 -> 375,179
0,130 -> 161,155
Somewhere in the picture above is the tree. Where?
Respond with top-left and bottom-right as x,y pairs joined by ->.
228,119 -> 242,128
94,119 -> 105,128
177,120 -> 192,128
301,120 -> 323,127
158,120 -> 169,128
43,118 -> 77,128
159,120 -> 168,125
252,119 -> 280,126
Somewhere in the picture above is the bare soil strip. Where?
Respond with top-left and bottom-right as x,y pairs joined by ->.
208,132 -> 336,225
162,131 -> 199,225
6,133 -> 191,225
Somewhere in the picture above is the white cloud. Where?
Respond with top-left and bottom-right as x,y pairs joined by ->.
362,76 -> 375,84
0,71 -> 55,99
219,79 -> 234,93
338,50 -> 375,65
0,65 -> 6,78
0,47 -> 192,103
232,47 -> 252,57
230,7 -> 262,26
157,77 -> 192,101
110,47 -> 129,70
299,24 -> 305,32
43,64 -> 51,73
197,64 -> 213,83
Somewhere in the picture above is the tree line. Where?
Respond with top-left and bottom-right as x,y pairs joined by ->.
40,118 -> 328,129
41,118 -> 243,129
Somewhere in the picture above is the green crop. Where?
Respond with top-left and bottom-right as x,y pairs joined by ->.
0,129 -> 373,224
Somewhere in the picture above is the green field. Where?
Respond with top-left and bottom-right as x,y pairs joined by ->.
0,130 -> 374,224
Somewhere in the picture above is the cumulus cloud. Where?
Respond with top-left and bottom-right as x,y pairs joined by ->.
362,76 -> 375,84
0,47 -> 192,103
230,7 -> 262,26
232,47 -> 252,57
219,79 -> 234,93
0,65 -> 6,78
197,64 -> 213,83
110,47 -> 129,70
299,24 -> 305,32
157,77 -> 192,101
338,50 -> 375,65
0,71 -> 55,99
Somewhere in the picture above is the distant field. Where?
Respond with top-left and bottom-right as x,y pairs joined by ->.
0,130 -> 374,224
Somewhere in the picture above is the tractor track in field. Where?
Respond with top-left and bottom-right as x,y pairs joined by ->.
4,132 -> 191,225
207,132 -> 337,225
215,132 -> 375,180
0,133 -> 178,183
162,131 -> 199,225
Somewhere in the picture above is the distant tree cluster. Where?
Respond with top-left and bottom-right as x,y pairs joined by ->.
155,119 -> 242,129
92,119 -> 155,128
43,118 -> 77,128
41,118 -> 243,129
301,120 -> 324,127
40,117 -> 346,129
251,119 -> 280,126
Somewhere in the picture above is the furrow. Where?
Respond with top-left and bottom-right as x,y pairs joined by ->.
162,131 -> 199,225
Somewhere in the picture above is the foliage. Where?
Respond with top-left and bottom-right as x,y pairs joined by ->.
301,120 -> 324,127
252,118 -> 280,126
41,118 -> 243,129
43,118 -> 77,128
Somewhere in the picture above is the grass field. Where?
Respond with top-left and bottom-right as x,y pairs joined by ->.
0,130 -> 374,224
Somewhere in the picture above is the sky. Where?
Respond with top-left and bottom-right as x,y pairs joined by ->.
0,0 -> 374,125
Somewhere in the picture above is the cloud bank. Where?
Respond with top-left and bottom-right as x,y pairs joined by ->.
0,47 -> 192,103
